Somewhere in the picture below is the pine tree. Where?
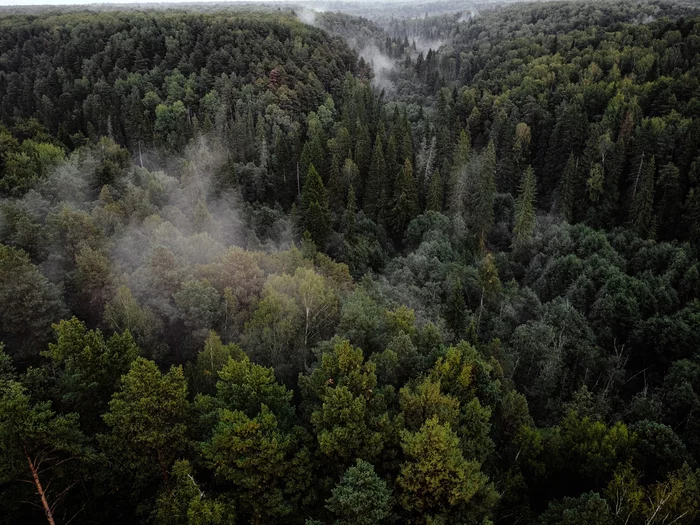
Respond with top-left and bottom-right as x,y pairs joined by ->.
385,132 -> 400,197
326,459 -> 392,525
0,379 -> 88,525
305,114 -> 327,177
444,275 -> 466,337
472,141 -> 497,244
342,185 -> 357,239
301,164 -> 332,247
354,123 -> 372,184
390,158 -> 419,238
630,154 -> 656,239
327,153 -> 344,212
101,358 -> 189,486
426,168 -> 443,212
513,166 -> 537,249
559,153 -> 578,223
397,416 -> 492,518
452,130 -> 472,169
587,163 -> 605,203
364,135 -> 386,220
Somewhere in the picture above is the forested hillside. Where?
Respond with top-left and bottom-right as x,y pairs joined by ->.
2,3 -> 700,525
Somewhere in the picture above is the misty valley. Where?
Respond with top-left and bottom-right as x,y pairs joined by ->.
2,0 -> 700,523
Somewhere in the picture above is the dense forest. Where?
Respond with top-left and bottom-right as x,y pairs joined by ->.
2,1 -> 700,524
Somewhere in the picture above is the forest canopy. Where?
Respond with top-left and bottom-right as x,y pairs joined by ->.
1,1 -> 700,524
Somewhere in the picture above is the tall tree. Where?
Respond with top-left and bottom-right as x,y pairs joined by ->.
325,459 -> 392,525
472,141 -> 497,244
630,155 -> 656,239
0,379 -> 89,525
397,416 -> 494,520
300,164 -> 332,248
558,153 -> 578,223
101,358 -> 190,487
364,135 -> 387,221
426,168 -> 443,212
513,166 -> 537,249
390,158 -> 420,238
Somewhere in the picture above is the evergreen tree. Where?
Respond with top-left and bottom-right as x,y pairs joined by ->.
0,379 -> 89,525
364,135 -> 386,221
327,153 -> 344,212
43,317 -> 139,431
513,166 -> 537,249
559,153 -> 578,223
325,459 -> 392,525
342,185 -> 357,239
101,358 -> 190,486
397,416 -> 493,519
201,406 -> 306,524
155,459 -> 235,525
300,164 -> 332,247
587,163 -> 605,203
630,155 -> 656,239
385,132 -> 400,198
354,123 -> 372,185
390,158 -> 420,238
472,141 -> 497,244
426,168 -> 443,212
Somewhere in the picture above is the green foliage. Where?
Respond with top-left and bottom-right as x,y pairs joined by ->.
301,164 -> 332,247
155,459 -> 235,525
215,355 -> 294,422
397,416 -> 495,521
512,166 -> 537,250
0,245 -> 67,362
201,405 -> 309,523
43,317 -> 138,429
1,4 -> 700,523
325,459 -> 392,525
101,358 -> 190,486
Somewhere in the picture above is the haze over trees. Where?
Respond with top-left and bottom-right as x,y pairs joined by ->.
2,1 -> 700,524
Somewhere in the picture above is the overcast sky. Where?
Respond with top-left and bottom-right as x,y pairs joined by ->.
0,0 -> 286,6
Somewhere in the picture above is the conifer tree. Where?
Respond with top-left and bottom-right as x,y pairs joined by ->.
631,154 -> 656,239
101,358 -> 189,486
301,164 -> 332,247
342,185 -> 357,239
327,153 -> 344,212
390,158 -> 419,238
472,141 -> 497,244
385,132 -> 400,197
326,459 -> 392,525
364,135 -> 386,220
559,153 -> 578,223
354,123 -> 372,184
587,163 -> 605,203
426,168 -> 443,212
513,166 -> 537,249
397,416 -> 493,518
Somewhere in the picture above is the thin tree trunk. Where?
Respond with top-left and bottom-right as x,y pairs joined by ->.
26,451 -> 56,525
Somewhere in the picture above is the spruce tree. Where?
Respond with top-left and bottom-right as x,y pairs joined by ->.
390,158 -> 419,238
354,123 -> 372,184
426,168 -> 443,212
327,153 -> 344,212
513,166 -> 537,249
326,459 -> 392,525
301,164 -> 332,247
473,141 -> 497,244
385,132 -> 400,197
364,135 -> 386,220
587,163 -> 605,203
342,185 -> 357,239
559,153 -> 578,223
630,154 -> 656,239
